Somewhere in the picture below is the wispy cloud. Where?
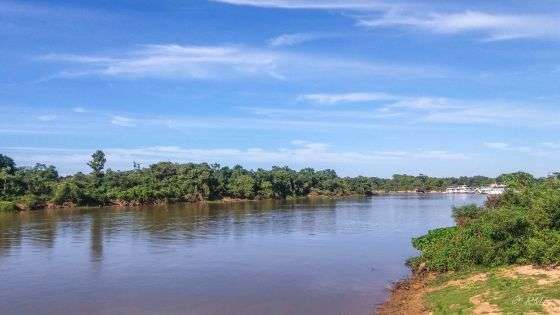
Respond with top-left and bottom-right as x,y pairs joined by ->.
483,142 -> 550,157
72,106 -> 88,113
299,92 -> 456,110
36,114 -> 58,122
418,103 -> 559,126
360,11 -> 560,41
110,115 -> 136,127
240,106 -> 398,120
483,142 -> 510,150
40,44 -> 285,80
210,0 -> 393,10
541,142 -> 560,149
268,32 -> 334,47
0,1 -> 102,19
298,91 -> 560,128
299,92 -> 400,104
212,1 -> 560,42
38,43 -> 445,80
0,105 -> 392,136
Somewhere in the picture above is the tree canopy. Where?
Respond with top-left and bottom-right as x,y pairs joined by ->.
0,151 -> 534,211
88,150 -> 106,176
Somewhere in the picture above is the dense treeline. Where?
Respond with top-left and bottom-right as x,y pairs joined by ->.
410,174 -> 560,271
0,150 -> 533,211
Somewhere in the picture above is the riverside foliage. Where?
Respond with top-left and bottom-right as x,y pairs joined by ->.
0,150 -> 513,211
411,175 -> 560,271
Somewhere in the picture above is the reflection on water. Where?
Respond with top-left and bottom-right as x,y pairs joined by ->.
0,194 -> 484,315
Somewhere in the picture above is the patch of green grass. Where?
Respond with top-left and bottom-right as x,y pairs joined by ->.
426,268 -> 560,315
426,283 -> 480,314
485,275 -> 546,314
427,266 -> 495,287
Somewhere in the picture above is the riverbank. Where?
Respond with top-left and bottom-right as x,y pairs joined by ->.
3,193 -> 371,212
378,265 -> 560,314
2,191 -> 461,212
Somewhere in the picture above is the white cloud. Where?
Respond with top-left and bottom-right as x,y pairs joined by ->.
241,106 -> 393,120
40,44 -> 285,80
211,0 -> 392,10
483,142 -> 510,150
0,1 -> 105,20
299,93 -> 459,111
390,97 -> 458,110
418,103 -> 557,126
111,115 -> 136,127
39,44 -> 444,80
212,1 -> 559,42
360,11 -> 560,41
72,106 -> 87,113
0,128 -> 59,135
298,93 -> 560,128
412,150 -> 467,160
483,142 -> 548,157
36,114 -> 58,121
268,32 -> 332,47
541,142 -> 560,149
300,92 -> 400,104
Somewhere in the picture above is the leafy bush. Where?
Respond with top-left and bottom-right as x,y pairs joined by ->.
52,181 -> 82,205
411,227 -> 462,270
452,204 -> 486,226
0,201 -> 17,212
526,230 -> 560,265
16,194 -> 43,210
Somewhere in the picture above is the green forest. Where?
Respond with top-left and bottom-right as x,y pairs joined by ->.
0,150 -> 536,211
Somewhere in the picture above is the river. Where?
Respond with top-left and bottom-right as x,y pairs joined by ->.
0,194 -> 484,315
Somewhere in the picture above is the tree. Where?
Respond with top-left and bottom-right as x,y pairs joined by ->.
228,173 -> 256,199
497,172 -> 536,189
0,154 -> 15,173
88,150 -> 106,176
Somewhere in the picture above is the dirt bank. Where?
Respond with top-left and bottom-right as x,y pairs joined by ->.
377,272 -> 434,315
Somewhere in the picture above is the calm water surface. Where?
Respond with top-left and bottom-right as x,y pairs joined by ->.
0,194 -> 484,315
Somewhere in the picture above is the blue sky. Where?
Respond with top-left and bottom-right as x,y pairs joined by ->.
1,0 -> 560,177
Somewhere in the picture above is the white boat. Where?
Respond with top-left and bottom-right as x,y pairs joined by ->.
446,184 -> 506,195
478,183 -> 506,195
445,185 -> 475,194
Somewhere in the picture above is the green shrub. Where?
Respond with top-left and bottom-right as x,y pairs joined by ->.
452,204 -> 485,226
52,181 -> 81,205
0,201 -> 17,212
526,230 -> 560,265
16,194 -> 42,210
412,227 -> 464,271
